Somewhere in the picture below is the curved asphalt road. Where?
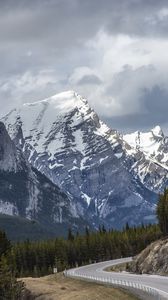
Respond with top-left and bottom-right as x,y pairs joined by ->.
66,257 -> 168,299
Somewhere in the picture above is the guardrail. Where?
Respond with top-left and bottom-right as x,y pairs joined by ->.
65,270 -> 168,300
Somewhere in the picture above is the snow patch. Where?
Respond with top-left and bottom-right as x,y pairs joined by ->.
73,129 -> 85,154
114,152 -> 123,159
81,192 -> 91,206
99,156 -> 109,164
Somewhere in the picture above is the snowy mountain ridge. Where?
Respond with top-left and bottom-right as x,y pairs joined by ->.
2,90 -> 168,228
5,91 -> 93,152
124,125 -> 168,170
3,91 -> 130,173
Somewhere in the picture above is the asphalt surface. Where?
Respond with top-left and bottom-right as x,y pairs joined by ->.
66,257 -> 168,299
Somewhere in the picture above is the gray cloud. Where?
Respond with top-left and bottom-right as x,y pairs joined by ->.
1,0 -> 168,51
105,85 -> 168,133
0,0 -> 168,133
77,74 -> 102,85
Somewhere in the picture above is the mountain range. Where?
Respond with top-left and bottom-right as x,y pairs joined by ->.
1,90 -> 168,237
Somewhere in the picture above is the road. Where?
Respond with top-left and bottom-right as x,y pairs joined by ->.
66,257 -> 168,299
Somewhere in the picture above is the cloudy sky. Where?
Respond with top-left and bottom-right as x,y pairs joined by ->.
1,0 -> 168,133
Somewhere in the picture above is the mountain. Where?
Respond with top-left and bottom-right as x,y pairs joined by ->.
2,91 -> 168,228
124,126 -> 168,169
124,127 -> 168,192
0,121 -> 84,237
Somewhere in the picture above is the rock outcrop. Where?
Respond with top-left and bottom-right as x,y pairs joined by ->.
130,238 -> 168,275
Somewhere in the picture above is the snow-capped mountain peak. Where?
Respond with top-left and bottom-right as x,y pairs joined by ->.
3,90 -> 120,165
2,91 -> 94,157
124,125 -> 168,168
124,126 -> 164,151
23,90 -> 89,115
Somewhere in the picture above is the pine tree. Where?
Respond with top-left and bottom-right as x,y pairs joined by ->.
157,189 -> 168,235
0,231 -> 11,257
85,226 -> 90,237
125,222 -> 130,231
0,256 -> 24,299
68,228 -> 74,241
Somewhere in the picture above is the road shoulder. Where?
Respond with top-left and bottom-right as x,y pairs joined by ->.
22,273 -> 141,300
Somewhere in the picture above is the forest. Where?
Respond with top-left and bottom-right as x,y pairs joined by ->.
8,223 -> 161,277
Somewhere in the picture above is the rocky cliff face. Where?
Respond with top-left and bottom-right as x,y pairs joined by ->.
0,122 -> 24,172
2,90 -> 166,228
0,121 -> 80,230
130,238 -> 168,275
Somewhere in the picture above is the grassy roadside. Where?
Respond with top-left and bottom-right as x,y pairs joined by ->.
105,262 -> 128,273
22,273 -> 140,300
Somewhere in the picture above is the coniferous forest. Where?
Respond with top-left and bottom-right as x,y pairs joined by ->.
4,223 -> 161,278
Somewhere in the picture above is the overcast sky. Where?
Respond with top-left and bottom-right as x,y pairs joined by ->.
1,0 -> 168,133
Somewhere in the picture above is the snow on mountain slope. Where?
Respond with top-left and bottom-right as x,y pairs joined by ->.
4,91 -> 123,160
124,126 -> 168,169
3,91 -> 126,175
4,91 -> 93,155
2,91 -> 167,228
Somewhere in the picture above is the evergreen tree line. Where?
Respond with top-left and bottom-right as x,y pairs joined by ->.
157,188 -> 168,235
10,223 -> 161,278
0,231 -> 24,299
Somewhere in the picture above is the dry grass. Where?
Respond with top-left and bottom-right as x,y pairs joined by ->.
105,262 -> 128,273
22,273 -> 140,300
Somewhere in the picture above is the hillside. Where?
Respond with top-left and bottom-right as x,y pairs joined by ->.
129,238 -> 168,275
